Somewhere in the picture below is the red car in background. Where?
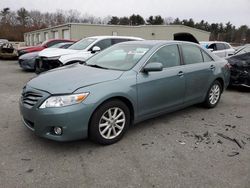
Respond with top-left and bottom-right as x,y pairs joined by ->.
18,39 -> 75,56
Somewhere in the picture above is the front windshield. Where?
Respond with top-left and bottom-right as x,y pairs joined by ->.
41,40 -> 48,46
86,43 -> 152,71
49,43 -> 64,48
235,46 -> 250,55
68,38 -> 96,50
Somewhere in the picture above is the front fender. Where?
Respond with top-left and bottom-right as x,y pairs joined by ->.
75,71 -> 138,120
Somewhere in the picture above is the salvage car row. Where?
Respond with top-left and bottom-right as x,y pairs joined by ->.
1,35 -> 248,145
16,36 -> 250,88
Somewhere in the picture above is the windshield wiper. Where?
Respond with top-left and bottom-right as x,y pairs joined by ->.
86,64 -> 108,69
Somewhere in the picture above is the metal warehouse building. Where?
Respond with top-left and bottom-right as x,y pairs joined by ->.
24,23 -> 210,46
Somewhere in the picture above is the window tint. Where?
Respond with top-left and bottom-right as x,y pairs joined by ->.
148,45 -> 180,68
94,39 -> 112,50
202,50 -> 213,62
182,44 -> 203,64
112,38 -> 130,44
216,43 -> 226,50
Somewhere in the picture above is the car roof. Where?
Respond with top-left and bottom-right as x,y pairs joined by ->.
116,40 -> 201,47
87,35 -> 143,40
200,41 -> 229,44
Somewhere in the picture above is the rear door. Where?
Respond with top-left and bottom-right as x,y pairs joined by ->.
137,44 -> 185,117
224,43 -> 235,56
180,44 -> 215,104
214,43 -> 226,57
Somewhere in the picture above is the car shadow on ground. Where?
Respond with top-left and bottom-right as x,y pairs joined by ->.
25,105 -> 202,151
227,86 -> 250,93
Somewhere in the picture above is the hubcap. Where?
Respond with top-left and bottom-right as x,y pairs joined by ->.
99,107 -> 126,140
209,84 -> 220,105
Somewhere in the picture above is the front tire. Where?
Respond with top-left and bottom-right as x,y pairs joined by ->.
89,100 -> 130,145
203,80 -> 222,108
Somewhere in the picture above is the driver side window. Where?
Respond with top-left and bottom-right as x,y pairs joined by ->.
147,45 -> 180,68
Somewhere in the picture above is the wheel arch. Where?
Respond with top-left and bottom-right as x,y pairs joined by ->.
214,77 -> 225,92
88,96 -> 135,134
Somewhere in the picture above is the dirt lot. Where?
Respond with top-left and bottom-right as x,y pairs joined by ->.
0,60 -> 250,188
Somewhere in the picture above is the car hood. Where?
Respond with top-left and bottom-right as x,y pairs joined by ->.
19,51 -> 39,60
38,48 -> 80,58
27,64 -> 123,94
59,51 -> 92,64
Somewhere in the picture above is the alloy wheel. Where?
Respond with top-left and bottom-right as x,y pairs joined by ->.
209,84 -> 221,105
98,107 -> 126,140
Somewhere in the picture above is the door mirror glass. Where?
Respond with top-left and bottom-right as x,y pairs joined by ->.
143,62 -> 163,72
91,46 -> 101,53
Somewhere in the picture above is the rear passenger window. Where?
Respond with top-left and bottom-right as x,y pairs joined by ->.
94,39 -> 112,50
148,45 -> 180,68
216,43 -> 226,50
182,44 -> 203,64
202,50 -> 213,62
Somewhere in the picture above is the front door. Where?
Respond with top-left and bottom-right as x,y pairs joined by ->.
136,44 -> 185,118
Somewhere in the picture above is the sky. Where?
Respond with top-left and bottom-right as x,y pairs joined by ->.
1,0 -> 249,27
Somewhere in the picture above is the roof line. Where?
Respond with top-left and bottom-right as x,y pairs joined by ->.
24,23 -> 210,35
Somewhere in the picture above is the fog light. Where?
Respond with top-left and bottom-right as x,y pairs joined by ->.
54,127 -> 62,135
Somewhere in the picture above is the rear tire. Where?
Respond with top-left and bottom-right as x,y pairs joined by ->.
203,80 -> 222,108
89,100 -> 130,145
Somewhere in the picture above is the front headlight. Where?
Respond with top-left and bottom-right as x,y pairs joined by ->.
39,93 -> 89,109
44,56 -> 60,60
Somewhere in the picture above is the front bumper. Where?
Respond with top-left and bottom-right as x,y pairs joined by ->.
36,57 -> 62,73
19,88 -> 94,141
19,58 -> 35,70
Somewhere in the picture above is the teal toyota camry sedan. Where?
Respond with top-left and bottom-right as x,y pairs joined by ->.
19,41 -> 230,145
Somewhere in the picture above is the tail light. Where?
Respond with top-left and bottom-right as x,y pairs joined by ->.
225,62 -> 232,69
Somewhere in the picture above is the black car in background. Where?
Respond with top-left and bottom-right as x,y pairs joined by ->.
227,44 -> 250,87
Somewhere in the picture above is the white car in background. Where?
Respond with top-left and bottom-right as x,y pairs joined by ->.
200,41 -> 235,58
36,36 -> 143,73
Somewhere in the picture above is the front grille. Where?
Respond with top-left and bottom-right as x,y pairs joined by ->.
22,91 -> 43,108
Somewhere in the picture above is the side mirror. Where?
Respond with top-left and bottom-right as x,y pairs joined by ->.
91,46 -> 101,54
208,48 -> 214,52
143,62 -> 163,73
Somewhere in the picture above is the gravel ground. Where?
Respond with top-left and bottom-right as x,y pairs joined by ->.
0,60 -> 250,188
